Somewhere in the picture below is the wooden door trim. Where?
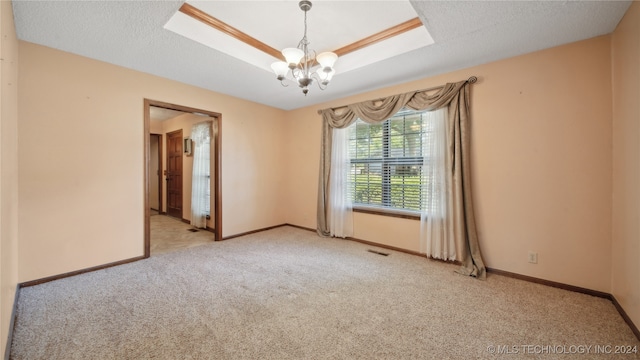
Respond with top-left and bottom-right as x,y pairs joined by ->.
158,134 -> 163,213
144,101 -> 151,257
143,99 -> 223,258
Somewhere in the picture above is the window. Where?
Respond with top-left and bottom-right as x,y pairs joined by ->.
348,108 -> 433,214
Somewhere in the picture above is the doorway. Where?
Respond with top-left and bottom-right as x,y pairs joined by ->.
144,99 -> 222,257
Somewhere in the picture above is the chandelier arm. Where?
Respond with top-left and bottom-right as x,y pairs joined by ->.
291,67 -> 302,81
310,72 -> 328,90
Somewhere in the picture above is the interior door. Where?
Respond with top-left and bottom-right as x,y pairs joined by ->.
166,129 -> 183,219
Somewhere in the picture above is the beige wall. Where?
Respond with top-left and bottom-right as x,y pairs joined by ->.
612,0 -> 640,331
285,35 -> 614,292
0,0 -> 19,355
150,119 -> 163,134
18,41 -> 287,282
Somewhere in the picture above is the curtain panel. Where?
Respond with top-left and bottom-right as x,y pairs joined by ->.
190,121 -> 211,229
317,78 -> 486,279
420,108 -> 455,261
328,127 -> 354,238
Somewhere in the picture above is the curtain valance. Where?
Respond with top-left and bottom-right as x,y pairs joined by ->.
318,79 -> 471,128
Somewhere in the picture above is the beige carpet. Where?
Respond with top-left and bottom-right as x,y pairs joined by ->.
10,226 -> 640,359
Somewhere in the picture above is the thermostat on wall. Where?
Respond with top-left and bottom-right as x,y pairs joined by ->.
184,138 -> 192,156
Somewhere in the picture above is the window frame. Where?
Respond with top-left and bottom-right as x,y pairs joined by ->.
348,109 -> 429,220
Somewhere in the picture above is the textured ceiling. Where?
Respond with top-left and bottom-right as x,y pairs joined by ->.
12,1 -> 632,110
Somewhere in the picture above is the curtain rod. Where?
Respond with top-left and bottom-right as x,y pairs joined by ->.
317,76 -> 477,115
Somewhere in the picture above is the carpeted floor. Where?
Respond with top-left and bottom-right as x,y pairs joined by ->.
9,226 -> 640,359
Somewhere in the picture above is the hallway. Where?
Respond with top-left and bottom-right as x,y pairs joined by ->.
150,214 -> 214,255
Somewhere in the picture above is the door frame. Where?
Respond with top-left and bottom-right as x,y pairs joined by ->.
144,99 -> 222,258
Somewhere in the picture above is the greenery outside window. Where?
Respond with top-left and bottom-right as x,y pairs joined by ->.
348,108 -> 431,216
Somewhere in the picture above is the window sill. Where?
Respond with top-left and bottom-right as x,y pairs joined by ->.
353,206 -> 420,220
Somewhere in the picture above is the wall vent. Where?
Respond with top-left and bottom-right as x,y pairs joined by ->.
367,249 -> 390,256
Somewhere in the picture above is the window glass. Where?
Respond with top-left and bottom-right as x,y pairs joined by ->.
347,109 -> 431,213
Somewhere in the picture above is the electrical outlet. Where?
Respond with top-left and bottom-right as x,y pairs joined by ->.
528,252 -> 538,264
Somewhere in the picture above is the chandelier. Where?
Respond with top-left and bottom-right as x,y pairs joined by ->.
270,1 -> 338,95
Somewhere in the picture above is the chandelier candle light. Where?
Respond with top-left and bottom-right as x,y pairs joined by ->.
270,0 -> 338,95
